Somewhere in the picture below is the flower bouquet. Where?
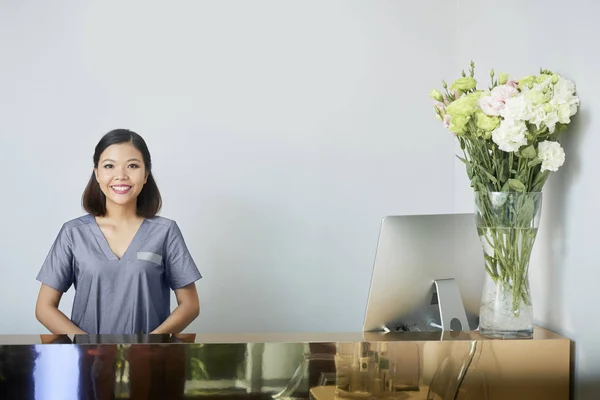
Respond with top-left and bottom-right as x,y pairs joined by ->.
430,62 -> 580,338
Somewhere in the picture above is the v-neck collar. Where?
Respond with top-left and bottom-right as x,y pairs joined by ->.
88,215 -> 148,262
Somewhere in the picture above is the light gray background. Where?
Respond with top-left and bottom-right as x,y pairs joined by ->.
0,1 -> 596,398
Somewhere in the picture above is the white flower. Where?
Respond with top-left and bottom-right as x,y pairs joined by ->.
538,140 -> 565,172
528,104 -> 560,134
492,119 -> 528,152
544,111 -> 559,133
492,84 -> 519,101
549,77 -> 580,124
478,84 -> 519,116
479,96 -> 504,116
553,78 -> 577,104
528,105 -> 546,130
557,103 -> 574,124
501,94 -> 533,121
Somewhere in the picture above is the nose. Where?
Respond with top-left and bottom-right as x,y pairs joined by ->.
114,166 -> 129,180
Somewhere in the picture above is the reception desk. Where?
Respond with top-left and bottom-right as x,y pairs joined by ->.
0,326 -> 571,399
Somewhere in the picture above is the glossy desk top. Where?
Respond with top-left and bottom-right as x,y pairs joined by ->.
0,325 -> 567,345
0,327 -> 570,400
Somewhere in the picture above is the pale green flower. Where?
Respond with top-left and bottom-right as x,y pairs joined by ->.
450,77 -> 477,92
448,115 -> 470,135
518,75 -> 536,90
475,109 -> 500,131
446,91 -> 483,117
498,72 -> 509,85
430,89 -> 444,102
524,89 -> 550,106
536,74 -> 552,84
445,92 -> 484,135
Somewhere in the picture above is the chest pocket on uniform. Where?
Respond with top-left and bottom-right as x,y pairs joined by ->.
137,252 -> 163,266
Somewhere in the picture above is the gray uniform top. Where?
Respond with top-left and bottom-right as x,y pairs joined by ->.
36,214 -> 202,334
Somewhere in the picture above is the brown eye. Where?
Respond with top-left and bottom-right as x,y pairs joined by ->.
128,164 -> 140,169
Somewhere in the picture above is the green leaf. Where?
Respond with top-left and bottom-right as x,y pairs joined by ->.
528,158 -> 542,168
532,171 -> 550,191
474,164 -> 498,183
456,155 -> 474,179
498,159 -> 509,182
508,178 -> 526,192
518,169 -> 530,184
532,170 -> 548,186
520,145 -> 537,159
484,170 -> 498,183
517,197 -> 536,228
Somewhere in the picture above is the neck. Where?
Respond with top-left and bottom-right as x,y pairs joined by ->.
104,202 -> 139,223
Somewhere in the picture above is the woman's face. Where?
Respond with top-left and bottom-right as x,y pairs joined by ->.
94,142 -> 148,210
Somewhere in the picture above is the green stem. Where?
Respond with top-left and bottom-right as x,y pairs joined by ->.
478,193 -> 538,317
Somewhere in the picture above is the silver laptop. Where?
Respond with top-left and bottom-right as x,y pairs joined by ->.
362,213 -> 486,333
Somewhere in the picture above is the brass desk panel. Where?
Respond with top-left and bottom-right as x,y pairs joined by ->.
0,326 -> 571,400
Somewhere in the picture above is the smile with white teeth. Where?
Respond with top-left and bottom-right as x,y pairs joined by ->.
111,185 -> 132,194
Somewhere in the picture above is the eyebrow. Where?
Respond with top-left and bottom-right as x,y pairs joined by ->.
101,158 -> 142,163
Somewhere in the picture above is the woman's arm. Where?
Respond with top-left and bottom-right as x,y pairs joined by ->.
35,284 -> 86,334
151,283 -> 200,334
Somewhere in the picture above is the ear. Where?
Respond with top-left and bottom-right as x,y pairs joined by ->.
145,171 -> 149,184
94,168 -> 99,182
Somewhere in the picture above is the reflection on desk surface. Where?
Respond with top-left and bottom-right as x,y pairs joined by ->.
0,330 -> 570,400
0,325 -> 568,346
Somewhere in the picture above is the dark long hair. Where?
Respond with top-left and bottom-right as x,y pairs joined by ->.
82,129 -> 162,218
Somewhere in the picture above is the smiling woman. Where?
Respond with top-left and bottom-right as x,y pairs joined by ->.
34,129 -> 202,335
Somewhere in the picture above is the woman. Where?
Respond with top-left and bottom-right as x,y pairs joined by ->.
35,129 -> 201,334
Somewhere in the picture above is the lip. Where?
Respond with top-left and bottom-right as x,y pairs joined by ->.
110,185 -> 132,195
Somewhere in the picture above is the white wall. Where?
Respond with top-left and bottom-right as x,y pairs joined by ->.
451,1 -> 600,398
0,1 -> 458,335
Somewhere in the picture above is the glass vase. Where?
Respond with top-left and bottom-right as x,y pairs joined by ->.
474,191 -> 542,339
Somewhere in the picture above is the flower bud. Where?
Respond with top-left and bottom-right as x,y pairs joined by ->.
430,89 -> 444,102
498,72 -> 509,85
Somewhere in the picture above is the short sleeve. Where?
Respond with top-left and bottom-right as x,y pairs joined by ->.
164,221 -> 202,290
36,224 -> 74,293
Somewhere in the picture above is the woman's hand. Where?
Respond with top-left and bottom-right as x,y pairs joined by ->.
150,283 -> 200,334
35,284 -> 87,335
